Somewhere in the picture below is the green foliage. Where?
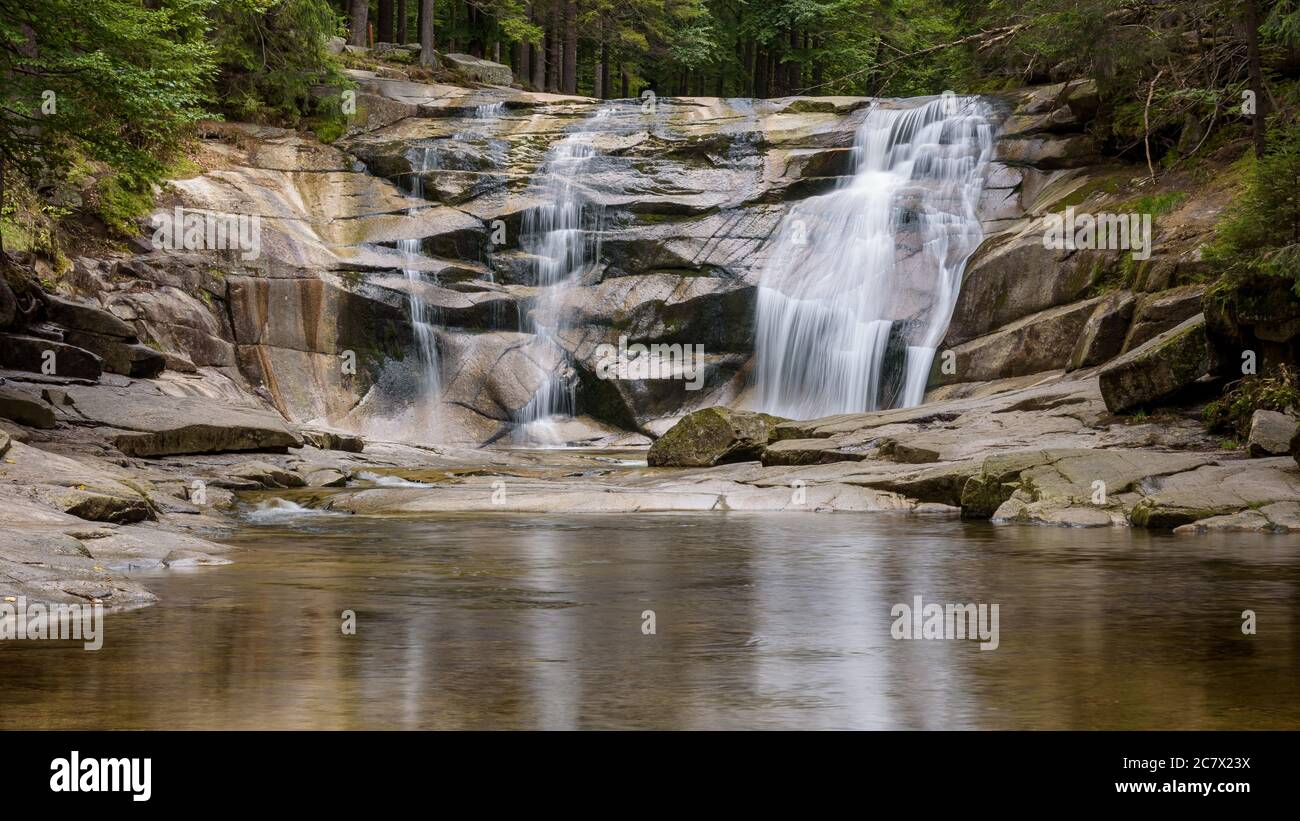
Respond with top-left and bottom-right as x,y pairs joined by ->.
1207,123 -> 1300,291
1203,373 -> 1300,438
93,170 -> 156,236
0,0 -> 213,224
208,0 -> 350,126
1118,191 -> 1189,218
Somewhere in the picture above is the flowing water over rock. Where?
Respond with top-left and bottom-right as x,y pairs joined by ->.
401,145 -> 443,415
752,96 -> 993,418
513,107 -> 616,444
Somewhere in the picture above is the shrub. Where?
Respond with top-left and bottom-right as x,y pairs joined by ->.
1207,123 -> 1300,294
1203,371 -> 1300,438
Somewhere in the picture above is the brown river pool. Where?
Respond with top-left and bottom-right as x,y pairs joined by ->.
3,509 -> 1299,729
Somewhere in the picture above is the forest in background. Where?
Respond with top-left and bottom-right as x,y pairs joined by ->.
2,1 -> 1300,328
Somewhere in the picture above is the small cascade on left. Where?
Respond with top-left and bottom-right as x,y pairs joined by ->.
369,101 -> 508,442
395,143 -> 444,434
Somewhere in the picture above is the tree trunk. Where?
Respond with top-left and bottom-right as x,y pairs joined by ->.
531,2 -> 546,89
787,29 -> 800,94
448,0 -> 457,52
1244,0 -> 1268,157
562,0 -> 578,94
0,159 -> 6,264
620,65 -> 628,99
420,0 -> 437,67
378,0 -> 393,43
348,0 -> 369,47
599,29 -> 609,99
593,19 -> 604,99
397,0 -> 407,43
743,39 -> 754,97
546,2 -> 560,92
812,35 -> 824,89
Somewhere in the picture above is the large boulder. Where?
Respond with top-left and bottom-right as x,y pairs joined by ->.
1121,285 -> 1205,353
62,330 -> 165,378
934,297 -> 1103,386
1203,275 -> 1300,378
647,406 -> 788,467
43,293 -> 137,338
228,460 -> 306,489
1247,410 -> 1299,457
441,53 -> 513,86
1098,314 -> 1210,413
58,489 -> 154,524
944,226 -> 1105,346
299,426 -> 365,453
1067,290 -> 1137,370
994,134 -> 1099,169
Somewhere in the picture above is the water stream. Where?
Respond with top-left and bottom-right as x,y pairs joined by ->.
400,145 -> 442,411
513,107 -> 615,443
752,95 -> 993,418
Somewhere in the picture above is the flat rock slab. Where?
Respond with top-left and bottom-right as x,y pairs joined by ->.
1174,501 -> 1300,533
1131,458 -> 1300,528
0,335 -> 103,380
60,386 -> 302,457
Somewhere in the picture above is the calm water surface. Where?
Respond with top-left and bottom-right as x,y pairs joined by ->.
3,512 -> 1299,729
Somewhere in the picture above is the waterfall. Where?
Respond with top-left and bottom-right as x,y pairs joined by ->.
399,145 -> 443,416
751,95 -> 993,419
513,107 -> 614,443
388,103 -> 506,437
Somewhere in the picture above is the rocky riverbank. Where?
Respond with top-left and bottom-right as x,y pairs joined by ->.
4,342 -> 1299,613
4,62 -> 1300,612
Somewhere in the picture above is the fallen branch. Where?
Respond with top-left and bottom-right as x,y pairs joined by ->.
801,24 -> 1029,94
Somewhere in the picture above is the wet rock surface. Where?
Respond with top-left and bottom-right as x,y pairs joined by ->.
3,74 -> 1295,619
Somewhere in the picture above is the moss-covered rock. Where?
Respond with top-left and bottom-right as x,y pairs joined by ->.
1098,314 -> 1210,413
647,406 -> 789,467
958,451 -> 1056,519
58,488 -> 155,524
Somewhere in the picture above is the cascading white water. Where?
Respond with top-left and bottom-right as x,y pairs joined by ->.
513,107 -> 613,443
387,103 -> 507,437
751,95 -> 992,419
399,145 -> 443,412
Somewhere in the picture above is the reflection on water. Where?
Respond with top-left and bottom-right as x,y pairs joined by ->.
3,513 -> 1299,729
